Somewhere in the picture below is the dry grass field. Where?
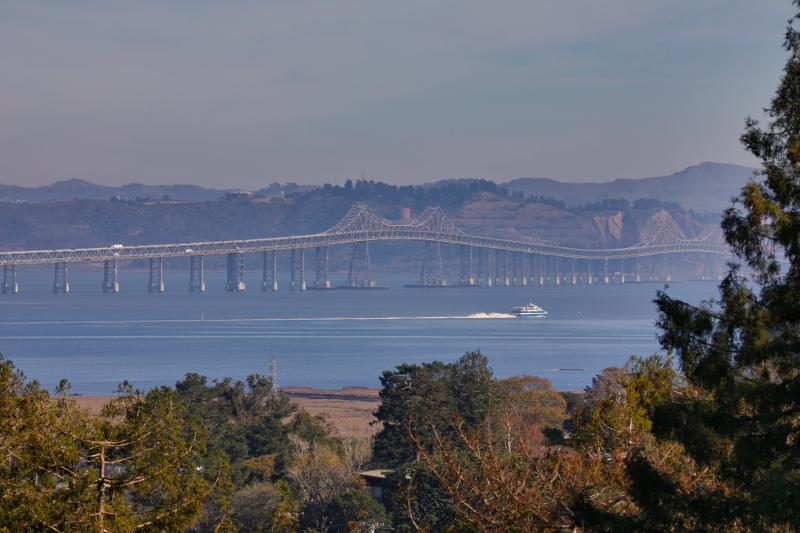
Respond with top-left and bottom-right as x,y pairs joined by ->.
71,386 -> 381,439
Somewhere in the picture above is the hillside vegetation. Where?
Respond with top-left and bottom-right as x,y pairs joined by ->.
0,180 -> 715,257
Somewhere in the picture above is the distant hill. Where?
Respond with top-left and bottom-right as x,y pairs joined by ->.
502,162 -> 757,213
0,179 -> 323,203
0,178 -> 231,203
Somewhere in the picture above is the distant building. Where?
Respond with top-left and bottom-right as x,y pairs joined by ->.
359,469 -> 393,500
399,207 -> 412,220
225,191 -> 254,200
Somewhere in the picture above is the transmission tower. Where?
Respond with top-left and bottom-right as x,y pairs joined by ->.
268,355 -> 278,394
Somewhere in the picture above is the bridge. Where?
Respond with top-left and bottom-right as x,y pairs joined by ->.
0,203 -> 730,294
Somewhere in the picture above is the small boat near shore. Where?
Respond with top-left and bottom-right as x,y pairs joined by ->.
512,303 -> 548,318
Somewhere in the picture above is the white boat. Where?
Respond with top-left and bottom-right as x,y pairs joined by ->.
512,302 -> 548,317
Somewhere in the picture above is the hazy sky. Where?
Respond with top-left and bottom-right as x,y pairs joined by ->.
0,1 -> 794,188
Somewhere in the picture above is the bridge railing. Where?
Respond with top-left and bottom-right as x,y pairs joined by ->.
0,203 -> 730,266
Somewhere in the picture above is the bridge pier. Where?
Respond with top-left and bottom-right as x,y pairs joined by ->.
477,248 -> 484,286
290,249 -> 306,290
494,250 -> 509,286
485,248 -> 494,287
148,257 -> 165,293
459,245 -> 476,286
102,260 -> 119,293
262,251 -> 278,291
603,258 -> 610,284
619,258 -> 625,284
190,255 -> 206,292
520,253 -> 528,286
538,255 -> 545,286
420,241 -> 446,286
527,254 -> 534,286
52,262 -> 69,294
2,264 -> 19,294
346,241 -> 376,288
225,252 -> 246,292
315,246 -> 331,288
554,257 -> 560,286
571,258 -> 577,285
511,252 -> 520,286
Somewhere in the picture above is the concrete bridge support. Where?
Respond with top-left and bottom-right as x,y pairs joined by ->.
225,252 -> 246,292
290,249 -> 306,291
53,262 -> 69,294
262,251 -> 278,291
619,258 -> 625,284
603,258 -> 610,284
494,250 -> 510,286
571,258 -> 577,285
102,260 -> 119,293
476,248 -> 484,286
520,253 -> 528,286
485,248 -> 494,287
511,252 -> 521,286
554,257 -> 561,286
538,255 -> 545,286
459,245 -> 476,286
347,241 -> 376,288
420,241 -> 446,286
2,264 -> 19,294
315,246 -> 331,288
528,254 -> 535,286
190,255 -> 206,292
148,257 -> 165,293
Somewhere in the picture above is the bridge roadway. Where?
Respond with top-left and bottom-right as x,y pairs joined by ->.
0,203 -> 730,293
0,204 -> 728,266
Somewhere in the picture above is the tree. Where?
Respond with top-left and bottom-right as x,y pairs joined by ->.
288,436 -> 370,533
231,482 -> 278,532
0,356 -> 88,530
326,489 -> 387,533
88,384 -> 217,531
372,352 -> 498,531
496,375 -> 567,433
0,358 -> 219,531
373,352 -> 497,469
643,5 -> 800,530
174,372 -> 295,486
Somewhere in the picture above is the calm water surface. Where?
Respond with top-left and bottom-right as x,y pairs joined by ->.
0,271 -> 718,394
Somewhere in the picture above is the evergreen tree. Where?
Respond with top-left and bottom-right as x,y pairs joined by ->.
640,5 -> 800,529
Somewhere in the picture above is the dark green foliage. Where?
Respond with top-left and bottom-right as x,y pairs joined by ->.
318,489 -> 387,533
174,373 -> 294,485
0,356 -> 217,532
632,5 -> 800,530
372,351 -> 498,531
372,351 -> 497,468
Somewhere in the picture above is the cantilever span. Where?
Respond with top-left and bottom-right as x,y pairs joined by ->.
0,203 -> 730,294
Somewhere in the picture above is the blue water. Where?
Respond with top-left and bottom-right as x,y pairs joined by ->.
0,271 -> 718,394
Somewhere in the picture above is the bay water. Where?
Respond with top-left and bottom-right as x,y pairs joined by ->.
0,270 -> 718,394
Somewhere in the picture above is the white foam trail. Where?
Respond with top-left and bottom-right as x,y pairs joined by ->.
1,314 -> 518,326
464,312 -> 516,319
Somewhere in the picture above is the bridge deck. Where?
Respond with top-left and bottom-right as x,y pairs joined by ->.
0,203 -> 729,265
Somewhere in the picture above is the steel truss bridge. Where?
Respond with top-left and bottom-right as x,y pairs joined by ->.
0,203 -> 730,294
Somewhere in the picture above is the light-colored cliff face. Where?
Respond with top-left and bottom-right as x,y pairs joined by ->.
450,199 -> 708,250
593,211 -> 624,242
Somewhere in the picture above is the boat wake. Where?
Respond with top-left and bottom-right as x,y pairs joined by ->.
2,313 -> 518,326
464,312 -> 516,319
